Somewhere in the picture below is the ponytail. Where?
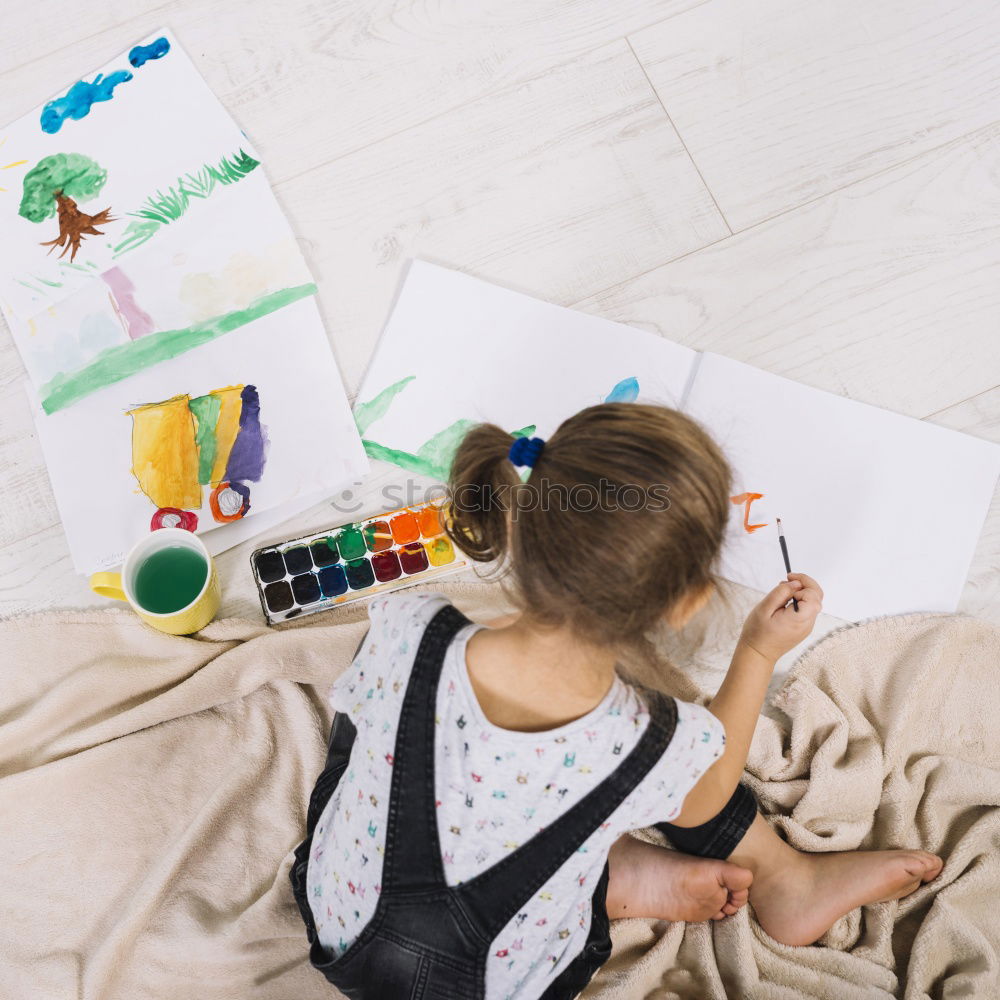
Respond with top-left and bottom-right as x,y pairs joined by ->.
445,424 -> 521,563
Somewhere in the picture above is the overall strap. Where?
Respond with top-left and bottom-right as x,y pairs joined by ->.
379,603 -> 472,894
454,688 -> 678,942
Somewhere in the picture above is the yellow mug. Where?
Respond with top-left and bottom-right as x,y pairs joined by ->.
89,527 -> 221,635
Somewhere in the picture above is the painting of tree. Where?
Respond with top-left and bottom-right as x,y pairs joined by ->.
19,152 -> 114,262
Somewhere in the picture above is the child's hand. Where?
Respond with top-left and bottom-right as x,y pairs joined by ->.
738,572 -> 823,663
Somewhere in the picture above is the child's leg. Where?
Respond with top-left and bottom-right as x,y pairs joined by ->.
605,834 -> 753,922
727,813 -> 943,947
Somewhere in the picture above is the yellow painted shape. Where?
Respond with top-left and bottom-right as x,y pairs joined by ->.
209,385 -> 244,485
128,394 -> 201,509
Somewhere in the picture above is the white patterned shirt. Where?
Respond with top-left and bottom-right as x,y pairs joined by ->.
306,592 -> 725,1000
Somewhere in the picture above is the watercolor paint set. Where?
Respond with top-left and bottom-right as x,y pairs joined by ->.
250,499 -> 467,623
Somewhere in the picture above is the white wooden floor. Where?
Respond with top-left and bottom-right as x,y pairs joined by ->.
1,1 -> 998,685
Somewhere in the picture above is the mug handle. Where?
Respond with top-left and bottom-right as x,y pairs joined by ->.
90,572 -> 127,601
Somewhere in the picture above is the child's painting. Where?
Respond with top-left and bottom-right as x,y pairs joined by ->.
19,152 -> 115,263
0,29 -> 317,413
356,260 -> 1000,621
129,383 -> 269,531
0,29 -> 260,322
355,373 -> 639,481
10,181 -> 314,412
5,30 -> 367,575
31,296 -> 369,574
354,260 -> 698,480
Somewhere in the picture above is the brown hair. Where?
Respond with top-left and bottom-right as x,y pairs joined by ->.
445,403 -> 733,659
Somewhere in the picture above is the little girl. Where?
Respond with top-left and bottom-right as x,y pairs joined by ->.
289,403 -> 942,1000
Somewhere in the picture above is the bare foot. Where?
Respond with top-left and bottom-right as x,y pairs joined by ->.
750,848 -> 944,946
606,834 -> 754,922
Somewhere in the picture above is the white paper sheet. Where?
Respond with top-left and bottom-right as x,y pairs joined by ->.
358,260 -> 1000,621
684,353 -> 1000,620
33,294 -> 369,574
355,260 -> 698,480
0,28 -> 256,321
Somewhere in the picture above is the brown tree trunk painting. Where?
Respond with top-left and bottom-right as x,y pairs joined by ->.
39,190 -> 114,262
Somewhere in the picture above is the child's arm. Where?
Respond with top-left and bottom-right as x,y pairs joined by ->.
669,572 -> 824,827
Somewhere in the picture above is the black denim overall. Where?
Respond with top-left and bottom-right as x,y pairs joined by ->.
290,604 -> 758,999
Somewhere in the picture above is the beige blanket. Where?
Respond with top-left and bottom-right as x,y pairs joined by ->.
1,586 -> 997,999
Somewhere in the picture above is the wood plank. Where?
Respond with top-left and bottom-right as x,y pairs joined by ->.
629,0 -> 1000,229
0,0 -> 172,79
573,122 -> 1000,421
276,40 -> 729,394
0,0 -> 703,186
0,524 -> 95,619
0,379 -> 60,549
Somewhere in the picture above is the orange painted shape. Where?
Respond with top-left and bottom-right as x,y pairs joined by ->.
730,492 -> 768,533
209,481 -> 248,522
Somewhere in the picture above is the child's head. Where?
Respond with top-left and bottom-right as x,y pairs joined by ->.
445,403 -> 733,652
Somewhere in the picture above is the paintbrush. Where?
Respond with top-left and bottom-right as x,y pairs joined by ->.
776,517 -> 799,612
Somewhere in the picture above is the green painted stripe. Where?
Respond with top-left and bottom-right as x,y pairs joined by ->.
188,392 -> 222,485
353,375 -> 415,435
362,421 -> 538,482
362,439 -> 446,481
41,283 -> 317,414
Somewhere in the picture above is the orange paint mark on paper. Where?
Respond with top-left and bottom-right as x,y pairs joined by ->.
730,492 -> 767,533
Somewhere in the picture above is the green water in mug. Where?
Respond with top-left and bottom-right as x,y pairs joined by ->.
133,546 -> 208,614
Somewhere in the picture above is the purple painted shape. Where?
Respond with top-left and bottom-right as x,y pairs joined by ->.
224,385 -> 269,483
101,266 -> 155,339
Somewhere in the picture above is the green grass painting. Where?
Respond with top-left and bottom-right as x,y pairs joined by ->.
40,282 -> 316,414
354,375 -> 535,480
113,148 -> 261,255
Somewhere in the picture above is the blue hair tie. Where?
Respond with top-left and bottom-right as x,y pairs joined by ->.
508,436 -> 545,469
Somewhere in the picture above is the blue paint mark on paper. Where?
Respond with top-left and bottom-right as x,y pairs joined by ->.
604,377 -> 640,403
129,37 -> 171,68
40,71 -> 133,134
225,385 -> 269,483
